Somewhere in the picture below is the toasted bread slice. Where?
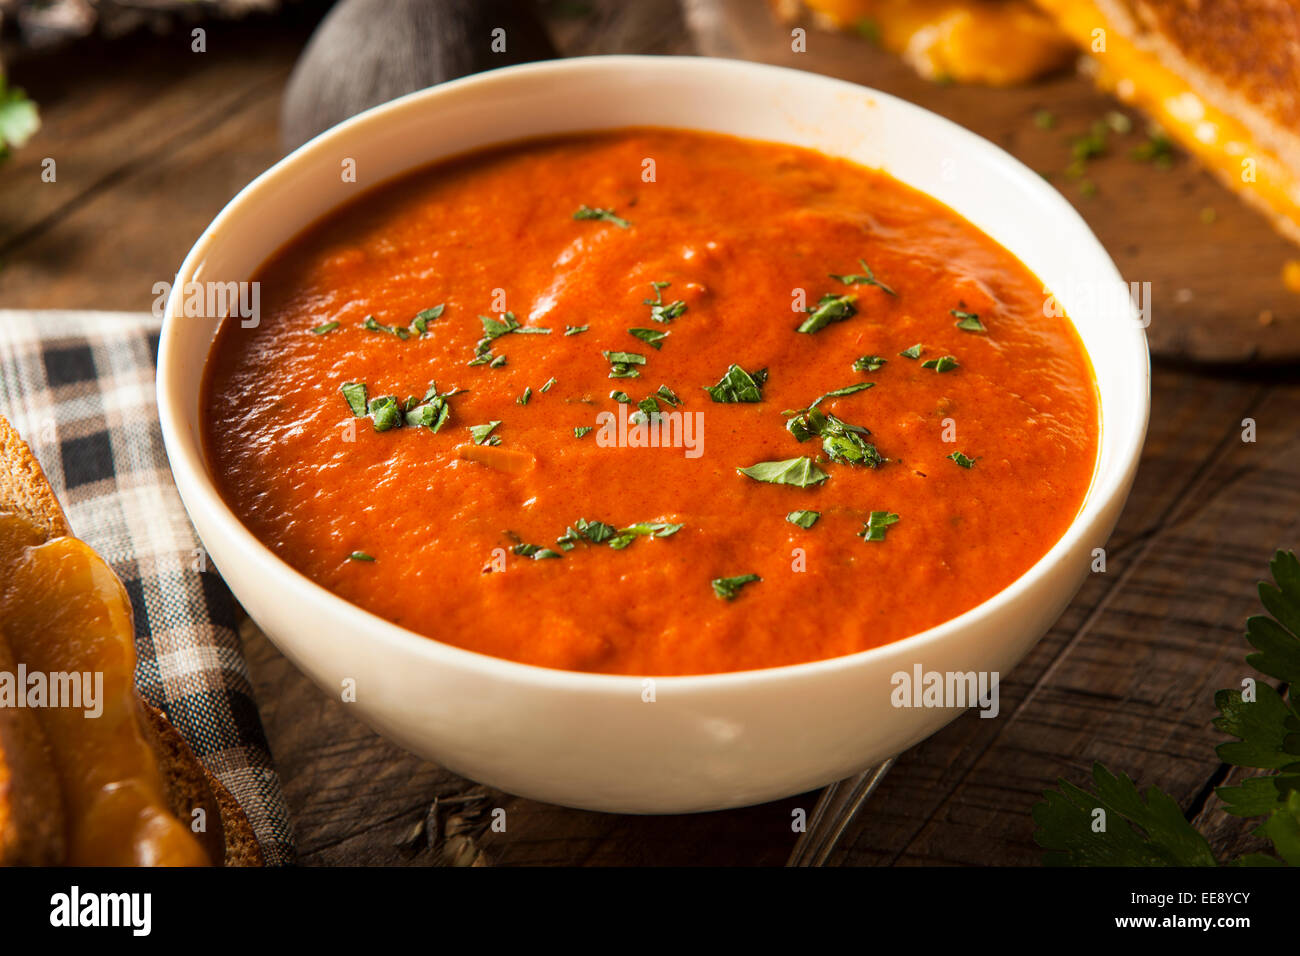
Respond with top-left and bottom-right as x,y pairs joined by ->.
1032,0 -> 1300,245
0,414 -> 262,866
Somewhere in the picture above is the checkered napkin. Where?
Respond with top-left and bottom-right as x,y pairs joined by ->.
0,310 -> 294,866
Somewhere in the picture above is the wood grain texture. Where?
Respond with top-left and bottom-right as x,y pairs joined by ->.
0,0 -> 1296,866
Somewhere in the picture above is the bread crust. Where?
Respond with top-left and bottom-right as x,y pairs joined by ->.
1116,0 -> 1300,172
0,413 -> 262,866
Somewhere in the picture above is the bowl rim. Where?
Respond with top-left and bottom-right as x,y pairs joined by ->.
158,53 -> 1151,692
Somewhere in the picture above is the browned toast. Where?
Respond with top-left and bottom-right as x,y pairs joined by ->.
0,413 -> 262,866
1032,0 -> 1300,246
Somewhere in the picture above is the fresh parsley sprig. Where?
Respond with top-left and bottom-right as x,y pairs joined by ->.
1033,550 -> 1300,866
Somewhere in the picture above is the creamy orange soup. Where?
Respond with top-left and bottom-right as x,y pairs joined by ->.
203,128 -> 1098,675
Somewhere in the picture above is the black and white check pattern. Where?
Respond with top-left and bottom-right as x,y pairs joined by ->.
0,310 -> 294,866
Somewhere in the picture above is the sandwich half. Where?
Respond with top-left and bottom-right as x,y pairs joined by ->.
1031,0 -> 1300,245
0,414 -> 262,866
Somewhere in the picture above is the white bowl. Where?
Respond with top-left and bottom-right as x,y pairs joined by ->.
158,56 -> 1149,813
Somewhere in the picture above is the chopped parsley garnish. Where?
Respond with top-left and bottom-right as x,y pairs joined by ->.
573,204 -> 631,229
610,390 -> 632,404
798,293 -> 858,334
809,382 -> 874,408
412,304 -> 445,334
540,377 -> 556,393
628,327 -> 669,350
555,517 -> 682,552
1131,130 -> 1174,168
403,382 -> 461,432
644,282 -> 687,323
574,426 -> 593,439
786,510 -> 820,529
921,355 -> 960,373
469,421 -> 501,445
555,518 -> 617,548
656,384 -> 682,407
362,315 -> 411,339
853,355 -> 887,372
899,344 -> 923,359
311,321 -> 339,335
786,407 -> 883,468
564,325 -> 589,336
344,381 -> 460,433
830,259 -> 896,296
513,542 -> 562,560
603,350 -> 647,379
341,382 -> 369,418
348,551 -> 375,562
635,396 -> 660,421
367,395 -> 402,432
705,364 -> 767,403
948,451 -> 976,468
471,312 -> 549,366
858,511 -> 899,542
952,310 -> 986,332
712,574 -> 761,601
737,457 -> 830,487
516,387 -> 532,405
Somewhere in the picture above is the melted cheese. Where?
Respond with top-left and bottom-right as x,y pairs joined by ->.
0,513 -> 210,865
802,0 -> 1075,84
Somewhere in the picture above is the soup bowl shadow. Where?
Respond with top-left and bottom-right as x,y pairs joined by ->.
158,56 -> 1149,814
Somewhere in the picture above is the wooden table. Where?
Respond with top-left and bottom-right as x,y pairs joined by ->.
2,2 -> 1297,866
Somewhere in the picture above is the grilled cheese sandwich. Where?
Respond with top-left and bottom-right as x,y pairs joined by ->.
1033,0 -> 1300,245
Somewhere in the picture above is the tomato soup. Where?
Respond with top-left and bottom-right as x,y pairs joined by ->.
203,128 -> 1098,676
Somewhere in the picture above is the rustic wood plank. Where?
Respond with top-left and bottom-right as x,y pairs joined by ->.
0,15 -> 321,310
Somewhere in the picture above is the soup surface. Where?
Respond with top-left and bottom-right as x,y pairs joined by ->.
203,128 -> 1098,676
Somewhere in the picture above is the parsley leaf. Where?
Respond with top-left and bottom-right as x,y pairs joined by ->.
921,355 -> 960,373
0,78 -> 39,161
362,315 -> 410,339
513,542 -> 563,560
786,408 -> 883,468
853,355 -> 887,372
899,343 -> 923,359
644,282 -> 687,323
311,321 -> 339,335
603,350 -> 647,379
412,304 -> 445,334
705,364 -> 767,403
628,327 -> 669,350
573,204 -> 631,228
1032,764 -> 1218,866
857,511 -> 899,541
797,293 -> 858,334
952,309 -> 986,332
948,451 -> 976,468
830,259 -> 896,296
786,510 -> 820,529
469,421 -> 501,445
712,574 -> 761,601
737,457 -> 830,487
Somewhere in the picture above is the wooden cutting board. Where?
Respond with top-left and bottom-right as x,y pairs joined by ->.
688,0 -> 1300,365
